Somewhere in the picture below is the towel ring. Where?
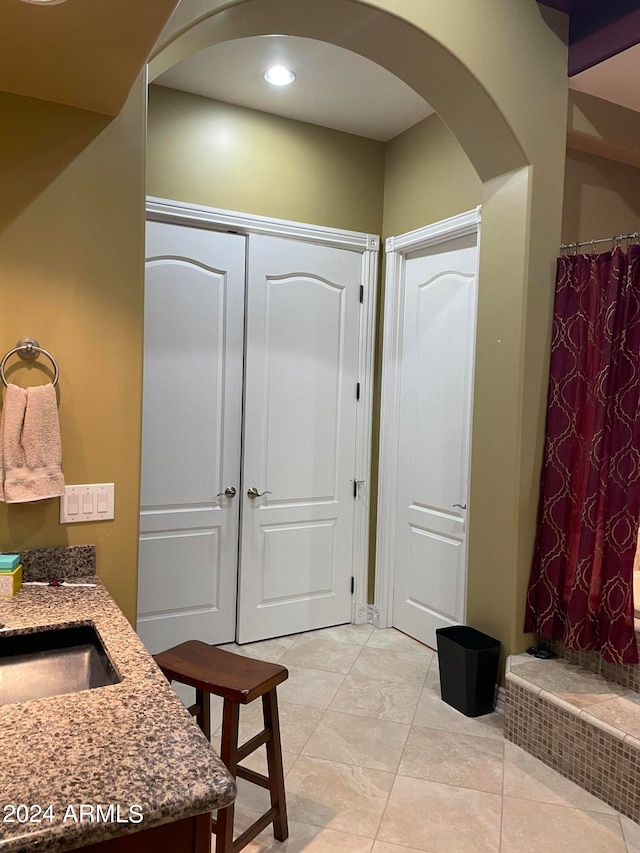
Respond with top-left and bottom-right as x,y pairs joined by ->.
0,338 -> 59,388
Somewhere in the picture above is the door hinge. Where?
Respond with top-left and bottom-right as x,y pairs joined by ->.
353,479 -> 357,499
359,285 -> 364,303
351,576 -> 355,594
356,382 -> 360,401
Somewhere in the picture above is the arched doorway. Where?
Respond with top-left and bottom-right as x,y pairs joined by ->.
145,0 -> 569,657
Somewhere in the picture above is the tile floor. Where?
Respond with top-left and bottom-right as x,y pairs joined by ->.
188,624 -> 640,852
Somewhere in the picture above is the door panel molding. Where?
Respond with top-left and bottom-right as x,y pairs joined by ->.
375,207 -> 481,632
147,196 -> 380,253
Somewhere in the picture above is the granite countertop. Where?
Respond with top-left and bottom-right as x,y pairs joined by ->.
0,578 -> 236,852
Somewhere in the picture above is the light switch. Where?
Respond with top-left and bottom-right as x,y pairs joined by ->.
60,484 -> 115,524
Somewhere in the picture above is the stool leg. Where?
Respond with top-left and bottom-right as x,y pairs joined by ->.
262,688 -> 288,842
195,688 -> 211,741
216,698 -> 240,853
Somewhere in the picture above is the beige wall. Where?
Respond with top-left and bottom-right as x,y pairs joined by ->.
563,148 -> 640,243
0,82 -> 147,624
1,0 -> 572,659
568,91 -> 640,171
382,113 -> 483,237
147,85 -> 385,234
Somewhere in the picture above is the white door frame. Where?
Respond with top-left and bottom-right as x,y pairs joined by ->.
374,207 -> 481,628
145,196 -> 379,626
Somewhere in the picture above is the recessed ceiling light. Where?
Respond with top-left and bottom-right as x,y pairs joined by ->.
264,66 -> 296,86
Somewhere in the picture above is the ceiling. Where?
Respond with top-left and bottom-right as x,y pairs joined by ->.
153,3 -> 640,143
1,0 -> 639,133
154,35 -> 433,142
0,0 -> 178,115
570,43 -> 640,113
540,0 -> 640,112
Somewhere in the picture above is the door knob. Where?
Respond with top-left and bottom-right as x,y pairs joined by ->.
247,487 -> 272,499
217,486 -> 237,498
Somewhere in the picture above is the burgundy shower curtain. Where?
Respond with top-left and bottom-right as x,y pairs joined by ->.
525,245 -> 640,663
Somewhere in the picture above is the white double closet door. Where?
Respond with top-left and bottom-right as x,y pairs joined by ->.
137,217 -> 365,653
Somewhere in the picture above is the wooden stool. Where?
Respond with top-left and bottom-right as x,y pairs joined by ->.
154,641 -> 289,853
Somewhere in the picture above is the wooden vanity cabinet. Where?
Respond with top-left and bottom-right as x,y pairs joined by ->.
74,812 -> 211,852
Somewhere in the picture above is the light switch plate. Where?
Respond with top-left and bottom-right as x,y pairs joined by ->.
60,483 -> 115,524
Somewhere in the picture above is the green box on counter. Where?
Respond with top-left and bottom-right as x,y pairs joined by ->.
0,554 -> 20,572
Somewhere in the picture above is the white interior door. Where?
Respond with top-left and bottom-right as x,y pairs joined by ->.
237,234 -> 362,643
137,221 -> 245,653
389,225 -> 478,649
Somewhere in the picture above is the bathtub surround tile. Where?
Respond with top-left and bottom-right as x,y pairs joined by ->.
508,658 -> 629,709
329,674 -> 422,724
350,647 -> 432,686
500,796 -> 626,853
540,688 -> 591,717
285,755 -> 395,837
550,633 -> 640,693
302,710 -> 410,773
506,653 -> 533,672
505,667 -> 640,823
378,775 -> 502,853
281,636 -> 363,673
507,670 -> 543,696
398,726 -> 504,794
581,692 -> 640,739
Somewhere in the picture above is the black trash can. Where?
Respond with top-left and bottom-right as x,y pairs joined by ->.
435,626 -> 501,717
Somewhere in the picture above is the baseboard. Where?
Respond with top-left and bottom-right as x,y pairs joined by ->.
352,602 -> 369,624
367,604 -> 382,627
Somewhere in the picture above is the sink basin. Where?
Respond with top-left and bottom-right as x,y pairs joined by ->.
0,624 -> 122,705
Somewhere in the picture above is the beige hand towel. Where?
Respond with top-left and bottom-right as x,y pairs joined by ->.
1,383 -> 65,503
0,384 -> 27,502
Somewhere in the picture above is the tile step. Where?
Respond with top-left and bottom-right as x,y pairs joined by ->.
546,626 -> 640,693
505,655 -> 640,823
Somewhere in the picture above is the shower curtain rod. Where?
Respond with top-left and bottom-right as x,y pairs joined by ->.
560,231 -> 640,253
